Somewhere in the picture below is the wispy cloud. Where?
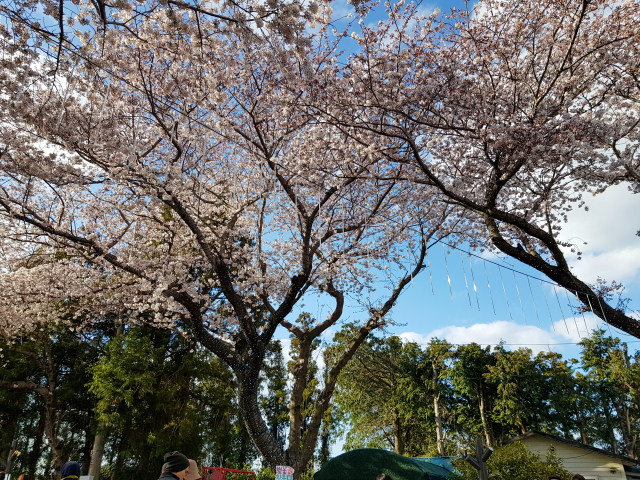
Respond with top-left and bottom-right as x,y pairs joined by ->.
397,316 -> 607,354
561,185 -> 640,287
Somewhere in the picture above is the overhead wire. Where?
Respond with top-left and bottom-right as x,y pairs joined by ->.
4,6 -> 636,341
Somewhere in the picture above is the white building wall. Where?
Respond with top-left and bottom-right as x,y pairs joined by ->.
520,436 -> 627,480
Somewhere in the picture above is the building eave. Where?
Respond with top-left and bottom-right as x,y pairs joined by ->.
508,431 -> 638,466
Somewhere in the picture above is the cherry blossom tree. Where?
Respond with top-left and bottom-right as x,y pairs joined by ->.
0,3 -> 459,474
316,0 -> 640,337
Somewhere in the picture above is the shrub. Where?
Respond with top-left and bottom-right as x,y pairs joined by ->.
453,442 -> 571,480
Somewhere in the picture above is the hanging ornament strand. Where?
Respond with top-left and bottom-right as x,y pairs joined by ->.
426,247 -> 434,295
512,270 -> 527,325
442,242 -> 453,302
540,280 -> 556,332
483,260 -> 496,315
468,254 -> 480,311
554,286 -> 571,335
498,267 -> 513,321
460,250 -> 472,308
527,277 -> 542,328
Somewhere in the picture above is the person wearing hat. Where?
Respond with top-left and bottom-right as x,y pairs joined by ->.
184,459 -> 202,480
61,461 -> 81,480
159,451 -> 191,480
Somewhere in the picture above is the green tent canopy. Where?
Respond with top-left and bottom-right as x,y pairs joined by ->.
314,449 -> 453,480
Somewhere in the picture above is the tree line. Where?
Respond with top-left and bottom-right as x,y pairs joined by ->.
3,317 -> 639,479
0,313 -> 348,480
0,322 -> 262,479
334,330 -> 640,459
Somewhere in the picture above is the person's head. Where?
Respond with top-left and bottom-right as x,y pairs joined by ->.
376,475 -> 393,480
571,475 -> 586,480
162,451 -> 191,480
184,460 -> 201,480
549,476 -> 562,480
18,474 -> 30,480
61,462 -> 81,479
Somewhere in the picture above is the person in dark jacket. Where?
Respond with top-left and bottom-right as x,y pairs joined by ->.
158,451 -> 191,480
61,462 -> 81,480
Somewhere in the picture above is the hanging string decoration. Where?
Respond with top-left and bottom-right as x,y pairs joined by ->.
498,267 -> 513,321
484,259 -> 496,315
442,242 -> 453,302
512,270 -> 527,325
564,288 -> 581,338
467,254 -> 480,311
460,251 -> 472,308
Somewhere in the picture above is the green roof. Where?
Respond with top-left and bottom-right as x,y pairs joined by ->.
314,449 -> 453,480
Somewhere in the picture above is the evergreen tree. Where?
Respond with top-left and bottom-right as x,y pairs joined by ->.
260,340 -> 290,451
335,335 -> 434,456
579,330 -> 640,457
450,343 -> 497,446
0,323 -> 107,479
89,325 -> 258,479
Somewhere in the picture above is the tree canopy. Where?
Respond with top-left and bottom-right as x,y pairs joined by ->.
335,332 -> 640,459
1,0 -> 639,476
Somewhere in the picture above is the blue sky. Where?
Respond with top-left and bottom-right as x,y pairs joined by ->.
303,181 -> 640,455
274,0 -> 640,455
281,183 -> 640,360
277,0 -> 640,360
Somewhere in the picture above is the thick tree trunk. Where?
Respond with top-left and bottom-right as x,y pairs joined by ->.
319,426 -> 331,466
482,215 -> 640,338
89,323 -> 123,479
392,411 -> 405,456
516,413 -> 526,435
237,363 -> 285,469
27,412 -> 46,479
80,426 -> 92,475
478,387 -> 491,447
623,405 -> 634,458
89,432 -> 106,480
432,364 -> 444,456
43,399 -> 66,480
576,406 -> 588,444
615,402 -> 632,456
433,394 -> 445,456
137,444 -> 151,475
238,435 -> 248,467
603,405 -> 618,454
287,339 -> 312,474
111,449 -> 124,480
623,346 -> 636,458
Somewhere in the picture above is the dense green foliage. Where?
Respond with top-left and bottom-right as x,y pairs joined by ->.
0,324 -> 260,479
0,319 -> 336,479
0,323 -> 111,478
2,322 -> 639,479
88,326 -> 258,479
453,443 -> 571,480
335,330 -> 640,458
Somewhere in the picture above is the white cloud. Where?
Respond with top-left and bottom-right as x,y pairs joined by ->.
397,318 -> 603,354
561,185 -> 640,285
552,313 -> 601,343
